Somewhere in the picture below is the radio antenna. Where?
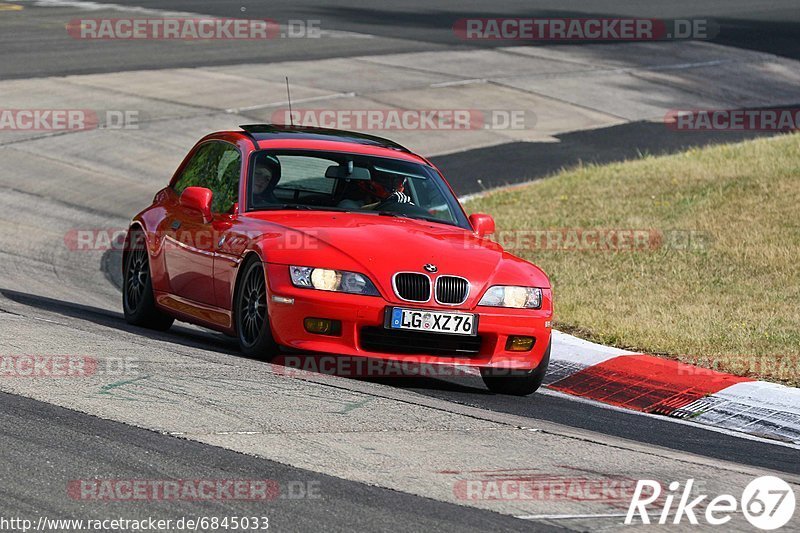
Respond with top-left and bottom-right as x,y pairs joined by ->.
285,76 -> 294,126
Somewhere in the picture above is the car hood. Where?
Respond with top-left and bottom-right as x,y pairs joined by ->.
244,211 -> 549,301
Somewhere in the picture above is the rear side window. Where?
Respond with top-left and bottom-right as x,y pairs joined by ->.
174,141 -> 241,214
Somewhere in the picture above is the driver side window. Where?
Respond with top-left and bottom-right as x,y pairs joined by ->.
174,141 -> 241,214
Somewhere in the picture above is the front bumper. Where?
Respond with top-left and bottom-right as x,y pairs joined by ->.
265,264 -> 552,370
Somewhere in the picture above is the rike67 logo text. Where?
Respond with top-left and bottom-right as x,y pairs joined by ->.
626,476 -> 795,530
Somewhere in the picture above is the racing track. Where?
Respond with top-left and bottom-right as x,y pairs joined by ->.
0,0 -> 799,530
4,0 -> 800,78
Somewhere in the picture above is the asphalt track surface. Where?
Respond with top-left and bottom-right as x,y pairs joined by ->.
1,0 -> 799,530
432,123 -> 779,195
0,391 -> 561,532
3,0 -> 800,78
91,237 -> 799,479
7,285 -> 800,479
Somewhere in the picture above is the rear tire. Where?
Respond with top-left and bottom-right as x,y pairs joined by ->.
122,229 -> 174,331
235,256 -> 279,359
480,340 -> 550,396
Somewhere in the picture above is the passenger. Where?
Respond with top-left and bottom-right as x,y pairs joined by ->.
251,155 -> 281,206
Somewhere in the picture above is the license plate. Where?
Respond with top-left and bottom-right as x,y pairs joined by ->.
386,307 -> 478,336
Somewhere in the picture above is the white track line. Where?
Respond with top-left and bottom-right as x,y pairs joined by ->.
17,0 -> 199,16
515,512 -> 627,520
227,92 -> 357,114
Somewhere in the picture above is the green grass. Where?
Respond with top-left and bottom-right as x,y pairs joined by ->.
466,134 -> 800,385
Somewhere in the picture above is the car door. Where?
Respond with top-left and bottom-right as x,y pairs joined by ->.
207,145 -> 245,311
162,141 -> 240,307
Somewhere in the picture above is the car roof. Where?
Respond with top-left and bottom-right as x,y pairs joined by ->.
240,124 -> 410,151
235,124 -> 435,165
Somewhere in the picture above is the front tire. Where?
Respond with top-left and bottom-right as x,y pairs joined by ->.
122,230 -> 174,331
480,340 -> 550,396
235,256 -> 279,359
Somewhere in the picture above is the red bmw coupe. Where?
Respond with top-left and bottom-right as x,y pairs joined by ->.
123,125 -> 552,395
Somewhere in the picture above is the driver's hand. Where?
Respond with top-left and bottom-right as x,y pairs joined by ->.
387,191 -> 414,204
362,191 -> 414,210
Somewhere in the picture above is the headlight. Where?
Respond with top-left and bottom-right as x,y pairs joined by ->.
478,286 -> 542,309
289,266 -> 379,296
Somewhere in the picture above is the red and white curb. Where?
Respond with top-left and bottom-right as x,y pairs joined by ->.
544,331 -> 800,445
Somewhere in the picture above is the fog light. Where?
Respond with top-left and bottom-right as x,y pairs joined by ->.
304,318 -> 341,336
506,336 -> 534,352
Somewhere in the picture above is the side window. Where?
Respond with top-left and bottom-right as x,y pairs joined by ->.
173,141 -> 241,214
173,143 -> 216,195
211,146 -> 241,213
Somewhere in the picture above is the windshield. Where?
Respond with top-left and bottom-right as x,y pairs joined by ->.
246,150 -> 470,229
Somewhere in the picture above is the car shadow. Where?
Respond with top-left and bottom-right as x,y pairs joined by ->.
361,375 -> 491,394
0,288 -> 242,358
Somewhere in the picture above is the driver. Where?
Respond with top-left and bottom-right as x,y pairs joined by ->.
251,155 -> 281,207
359,174 -> 414,208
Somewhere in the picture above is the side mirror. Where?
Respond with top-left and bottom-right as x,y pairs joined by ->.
180,186 -> 213,222
469,213 -> 495,237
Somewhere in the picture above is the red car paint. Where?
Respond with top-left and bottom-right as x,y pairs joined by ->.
126,127 -> 552,370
